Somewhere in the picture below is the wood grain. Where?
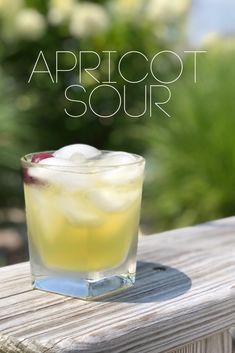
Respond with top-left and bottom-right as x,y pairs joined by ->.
169,331 -> 232,353
1,217 -> 235,352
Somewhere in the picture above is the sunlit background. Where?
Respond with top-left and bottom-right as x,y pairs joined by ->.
0,0 -> 235,265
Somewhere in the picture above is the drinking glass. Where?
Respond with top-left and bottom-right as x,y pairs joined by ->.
21,151 -> 145,299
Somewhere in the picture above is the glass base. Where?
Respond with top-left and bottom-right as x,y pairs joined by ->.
32,273 -> 135,300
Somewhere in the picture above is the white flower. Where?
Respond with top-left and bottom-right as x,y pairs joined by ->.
48,0 -> 75,25
145,0 -> 190,22
14,9 -> 46,40
0,0 -> 23,18
109,0 -> 144,19
70,2 -> 109,38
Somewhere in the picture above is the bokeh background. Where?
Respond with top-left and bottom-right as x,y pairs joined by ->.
0,0 -> 235,265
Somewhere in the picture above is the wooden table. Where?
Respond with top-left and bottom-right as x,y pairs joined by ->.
1,217 -> 235,353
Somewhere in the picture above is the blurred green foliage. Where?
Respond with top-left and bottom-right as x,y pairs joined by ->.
1,0 -> 234,233
118,39 -> 235,232
0,0 -> 187,209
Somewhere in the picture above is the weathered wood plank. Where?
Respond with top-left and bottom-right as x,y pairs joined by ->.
1,217 -> 235,352
169,331 -> 232,353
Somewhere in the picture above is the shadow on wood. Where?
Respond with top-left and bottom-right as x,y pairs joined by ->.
99,261 -> 192,303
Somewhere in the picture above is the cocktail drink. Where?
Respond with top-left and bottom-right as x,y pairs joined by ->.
21,144 -> 145,299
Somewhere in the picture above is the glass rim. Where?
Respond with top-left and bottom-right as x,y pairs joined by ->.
21,150 -> 145,172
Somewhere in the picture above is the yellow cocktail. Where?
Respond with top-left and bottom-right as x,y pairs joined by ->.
22,144 -> 145,299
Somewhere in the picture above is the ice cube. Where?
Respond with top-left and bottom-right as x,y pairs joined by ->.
28,157 -> 93,191
95,151 -> 143,185
70,153 -> 86,163
58,194 -> 103,225
96,152 -> 136,166
28,166 -> 52,182
28,157 -> 77,185
39,157 -> 77,167
98,164 -> 144,185
28,168 -> 93,191
57,172 -> 93,191
54,144 -> 101,160
91,188 -> 140,212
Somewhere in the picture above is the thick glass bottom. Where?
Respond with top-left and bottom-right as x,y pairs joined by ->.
33,273 -> 135,300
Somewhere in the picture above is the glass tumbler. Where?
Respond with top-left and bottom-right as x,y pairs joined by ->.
21,151 -> 145,299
